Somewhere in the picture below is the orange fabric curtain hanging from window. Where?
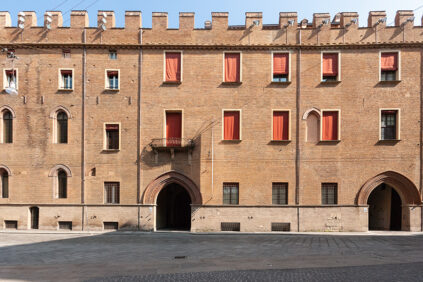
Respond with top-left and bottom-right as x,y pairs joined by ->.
107,71 -> 118,77
322,53 -> 338,76
322,111 -> 338,141
381,53 -> 398,71
224,53 -> 240,82
61,70 -> 72,75
273,111 -> 289,140
273,53 -> 289,75
166,112 -> 182,146
165,52 -> 181,82
106,124 -> 119,130
224,111 -> 240,140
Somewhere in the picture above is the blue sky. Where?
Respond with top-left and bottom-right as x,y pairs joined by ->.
2,0 -> 423,28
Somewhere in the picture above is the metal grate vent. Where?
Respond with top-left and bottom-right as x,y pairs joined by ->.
271,222 -> 291,232
221,222 -> 240,231
5,220 -> 17,229
103,222 -> 119,230
59,221 -> 72,230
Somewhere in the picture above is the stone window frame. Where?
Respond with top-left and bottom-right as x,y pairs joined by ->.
58,68 -> 74,91
379,108 -> 401,141
163,109 -> 184,142
0,164 -> 11,199
163,50 -> 183,83
0,105 -> 16,144
320,109 -> 341,142
103,122 -> 121,151
271,109 -> 291,141
270,50 -> 292,83
379,50 -> 401,82
104,69 -> 120,90
221,109 -> 242,141
320,50 -> 341,82
49,106 -> 72,144
222,51 -> 242,83
3,68 -> 18,90
48,164 -> 72,199
321,182 -> 338,205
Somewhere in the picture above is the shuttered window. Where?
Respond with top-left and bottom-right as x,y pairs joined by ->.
273,53 -> 289,82
104,182 -> 120,204
322,183 -> 338,205
223,183 -> 239,205
380,52 -> 398,81
322,53 -> 339,81
272,183 -> 288,205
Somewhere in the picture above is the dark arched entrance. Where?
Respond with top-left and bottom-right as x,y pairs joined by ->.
156,183 -> 192,230
368,183 -> 402,231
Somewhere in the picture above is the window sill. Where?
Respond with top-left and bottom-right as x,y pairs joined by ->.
58,88 -> 73,91
320,80 -> 341,84
221,81 -> 242,85
102,149 -> 120,153
270,139 -> 291,143
270,81 -> 291,84
162,81 -> 182,85
318,140 -> 341,144
221,139 -> 242,143
377,139 -> 401,144
104,88 -> 120,91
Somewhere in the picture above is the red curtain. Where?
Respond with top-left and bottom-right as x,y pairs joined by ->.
166,112 -> 182,146
322,53 -> 338,76
107,71 -> 118,77
322,111 -> 338,141
273,111 -> 289,140
225,53 -> 240,82
381,53 -> 398,71
61,70 -> 72,75
5,70 -> 16,76
273,53 -> 289,75
165,52 -> 181,82
224,111 -> 240,140
106,124 -> 119,130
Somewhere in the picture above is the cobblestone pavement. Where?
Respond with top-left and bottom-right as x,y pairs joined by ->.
0,232 -> 423,281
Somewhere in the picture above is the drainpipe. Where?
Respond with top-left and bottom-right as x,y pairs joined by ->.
420,49 -> 423,231
212,123 -> 214,199
81,29 -> 87,231
295,29 -> 302,232
137,28 -> 143,230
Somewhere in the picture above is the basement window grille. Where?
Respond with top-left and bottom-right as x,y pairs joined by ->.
271,222 -> 290,232
103,222 -> 118,230
4,220 -> 17,229
221,222 -> 240,231
58,221 -> 72,230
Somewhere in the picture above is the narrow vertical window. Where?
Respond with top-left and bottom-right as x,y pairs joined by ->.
105,124 -> 120,150
58,169 -> 67,199
60,70 -> 73,90
3,110 -> 13,143
272,183 -> 288,205
5,70 -> 17,88
381,110 -> 398,140
322,53 -> 339,82
1,169 -> 8,199
104,182 -> 120,204
165,52 -> 181,82
273,53 -> 289,82
109,50 -> 117,60
223,183 -> 239,205
273,111 -> 289,141
166,112 -> 182,147
380,52 -> 398,81
106,71 -> 119,90
322,111 -> 339,141
322,183 -> 338,205
223,111 -> 240,140
57,111 -> 68,144
224,53 -> 240,83
62,49 -> 71,58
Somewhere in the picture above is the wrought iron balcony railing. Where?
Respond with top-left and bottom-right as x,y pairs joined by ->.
150,138 -> 195,151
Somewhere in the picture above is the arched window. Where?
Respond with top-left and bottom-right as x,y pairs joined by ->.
58,169 -> 67,198
3,110 -> 13,143
57,111 -> 68,144
306,111 -> 320,143
0,168 -> 9,198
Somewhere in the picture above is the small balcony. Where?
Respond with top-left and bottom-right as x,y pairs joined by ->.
149,138 -> 195,152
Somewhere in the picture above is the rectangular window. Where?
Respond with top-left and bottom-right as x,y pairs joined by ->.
4,69 -> 17,89
223,111 -> 240,140
165,52 -> 181,82
322,183 -> 338,205
109,50 -> 117,60
1,173 -> 8,198
272,183 -> 288,205
104,182 -> 120,204
380,52 -> 398,81
224,53 -> 241,83
62,49 -> 71,58
105,124 -> 120,150
273,53 -> 289,82
321,111 -> 339,141
166,112 -> 182,147
58,221 -> 72,230
59,69 -> 73,90
273,111 -> 289,141
381,110 -> 399,140
106,70 -> 119,90
223,183 -> 239,205
322,53 -> 339,82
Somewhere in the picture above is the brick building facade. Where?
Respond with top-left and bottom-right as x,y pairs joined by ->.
0,9 -> 422,232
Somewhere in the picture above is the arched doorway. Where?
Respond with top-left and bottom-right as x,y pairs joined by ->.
368,183 -> 402,231
156,183 -> 192,230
